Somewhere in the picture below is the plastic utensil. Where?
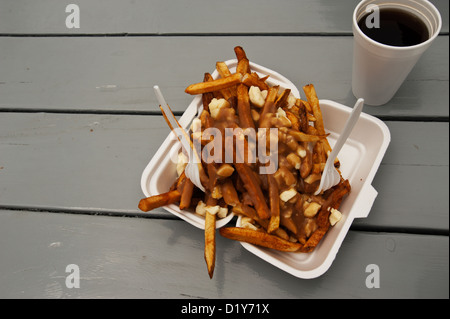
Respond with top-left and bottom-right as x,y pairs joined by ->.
153,85 -> 205,192
314,98 -> 364,195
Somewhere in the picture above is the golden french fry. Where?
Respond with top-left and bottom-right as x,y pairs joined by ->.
179,178 -> 194,210
241,73 -> 270,91
216,61 -> 232,78
259,86 -> 280,128
300,145 -> 313,179
280,214 -> 298,234
185,73 -> 242,95
234,163 -> 271,220
275,89 -> 291,108
303,84 -> 339,170
313,140 -> 327,167
203,73 -> 224,99
285,110 -> 300,131
267,175 -> 280,234
236,58 -> 250,75
234,46 -> 248,61
295,99 -> 309,133
221,179 -> 240,207
237,83 -> 255,129
206,163 -> 218,192
220,88 -> 233,100
220,227 -> 302,252
204,211 -> 216,279
232,203 -> 259,220
215,62 -> 237,97
138,190 -> 181,212
301,99 -> 313,114
288,129 -> 329,143
202,73 -> 214,112
303,84 -> 324,134
169,171 -> 186,191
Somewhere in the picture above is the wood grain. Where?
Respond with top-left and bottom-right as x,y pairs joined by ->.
0,210 -> 447,298
0,113 -> 447,232
0,0 -> 447,35
0,36 -> 447,119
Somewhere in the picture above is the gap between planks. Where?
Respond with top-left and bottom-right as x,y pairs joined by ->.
0,205 -> 448,237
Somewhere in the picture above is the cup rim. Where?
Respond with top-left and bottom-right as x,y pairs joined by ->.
353,0 -> 442,51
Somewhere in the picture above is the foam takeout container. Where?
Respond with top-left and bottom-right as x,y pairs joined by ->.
141,60 -> 391,277
236,99 -> 390,278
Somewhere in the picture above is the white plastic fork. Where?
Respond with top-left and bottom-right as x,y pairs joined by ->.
314,98 -> 364,195
153,85 -> 206,192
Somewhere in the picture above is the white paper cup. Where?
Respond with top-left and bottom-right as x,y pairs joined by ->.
352,0 -> 442,106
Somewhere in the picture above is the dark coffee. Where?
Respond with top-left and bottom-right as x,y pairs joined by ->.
358,7 -> 430,47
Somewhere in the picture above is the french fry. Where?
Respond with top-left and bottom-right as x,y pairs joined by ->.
236,58 -> 250,75
204,211 -> 216,279
267,174 -> 280,234
313,140 -> 327,168
232,203 -> 260,220
275,89 -> 291,108
216,62 -> 237,97
234,163 -> 271,220
170,171 -> 186,191
204,73 -> 224,99
303,84 -> 324,135
285,110 -> 300,131
220,227 -> 302,252
259,86 -> 280,128
221,179 -> 240,207
206,162 -> 218,192
138,189 -> 181,212
242,73 -> 270,91
202,73 -> 214,112
237,83 -> 255,129
234,45 -> 248,61
288,129 -> 329,143
179,178 -> 194,210
303,84 -> 339,170
185,73 -> 242,95
295,99 -> 309,133
219,87 -> 233,100
216,61 -> 232,78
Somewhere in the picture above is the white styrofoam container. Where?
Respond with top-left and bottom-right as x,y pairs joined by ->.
141,60 -> 391,277
236,99 -> 390,278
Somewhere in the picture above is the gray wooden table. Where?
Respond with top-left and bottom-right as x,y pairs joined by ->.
0,0 -> 448,300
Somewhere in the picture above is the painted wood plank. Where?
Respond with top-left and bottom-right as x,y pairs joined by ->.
355,121 -> 450,232
0,36 -> 448,118
0,113 -> 448,231
0,0 -> 447,35
0,209 -> 447,299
